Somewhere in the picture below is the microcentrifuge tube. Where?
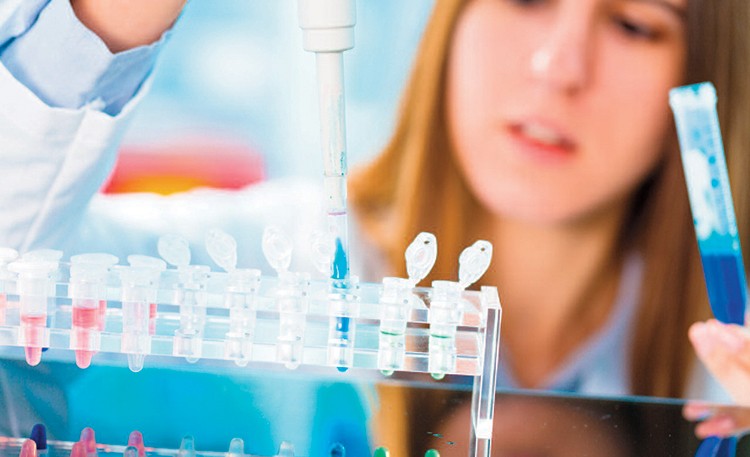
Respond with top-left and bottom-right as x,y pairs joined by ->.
119,262 -> 164,372
29,424 -> 46,457
428,240 -> 493,379
127,255 -> 166,335
127,431 -> 146,457
69,254 -> 118,369
122,446 -> 138,457
178,436 -> 196,457
79,427 -> 97,457
9,259 -> 58,366
327,239 -> 358,372
0,247 -> 18,325
378,277 -> 412,376
424,450 -> 440,457
173,264 -> 210,363
276,442 -> 295,457
329,443 -> 345,457
276,272 -> 310,369
227,438 -> 244,457
372,447 -> 390,457
224,268 -> 260,366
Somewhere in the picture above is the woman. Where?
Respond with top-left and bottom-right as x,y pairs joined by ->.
351,0 -> 750,399
0,0 -> 748,442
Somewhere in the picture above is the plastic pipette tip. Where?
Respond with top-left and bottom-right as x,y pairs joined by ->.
329,443 -> 345,457
75,350 -> 95,369
29,425 -> 46,451
373,447 -> 390,457
70,442 -> 86,457
424,450 -> 440,457
178,436 -> 196,457
127,431 -> 146,457
80,427 -> 97,454
24,347 -> 42,366
19,439 -> 37,457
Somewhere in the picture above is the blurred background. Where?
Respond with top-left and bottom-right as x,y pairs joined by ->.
103,0 -> 433,195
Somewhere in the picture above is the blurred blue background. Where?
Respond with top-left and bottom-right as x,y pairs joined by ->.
118,0 -> 433,183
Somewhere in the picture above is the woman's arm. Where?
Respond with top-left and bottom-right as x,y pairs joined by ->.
70,0 -> 187,52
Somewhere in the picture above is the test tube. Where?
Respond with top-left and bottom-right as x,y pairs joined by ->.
378,277 -> 412,375
428,240 -> 492,379
177,436 -> 196,457
19,439 -> 37,457
669,82 -> 748,325
173,264 -> 210,363
9,259 -> 58,366
378,233 -> 437,375
119,261 -> 164,372
0,247 -> 19,325
276,271 -> 311,369
224,268 -> 261,366
428,280 -> 463,379
68,253 -> 118,368
327,273 -> 359,372
127,255 -> 167,335
227,438 -> 244,457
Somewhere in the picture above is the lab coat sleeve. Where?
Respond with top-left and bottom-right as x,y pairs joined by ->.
0,58 -> 146,252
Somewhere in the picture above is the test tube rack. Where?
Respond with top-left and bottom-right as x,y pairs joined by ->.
0,260 -> 501,457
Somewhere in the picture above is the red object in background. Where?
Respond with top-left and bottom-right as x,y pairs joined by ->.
102,138 -> 265,195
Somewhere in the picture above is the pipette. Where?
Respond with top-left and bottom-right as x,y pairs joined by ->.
159,234 -> 210,363
378,233 -> 438,375
0,247 -> 19,324
9,258 -> 58,366
670,82 -> 748,325
206,228 -> 260,366
298,1 -> 357,360
69,253 -> 119,368
429,240 -> 492,379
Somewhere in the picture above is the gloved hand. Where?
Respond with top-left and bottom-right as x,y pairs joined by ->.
70,0 -> 188,52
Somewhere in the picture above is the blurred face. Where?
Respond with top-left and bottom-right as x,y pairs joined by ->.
446,0 -> 687,225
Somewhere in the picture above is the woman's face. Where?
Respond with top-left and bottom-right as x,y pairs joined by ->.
446,0 -> 687,225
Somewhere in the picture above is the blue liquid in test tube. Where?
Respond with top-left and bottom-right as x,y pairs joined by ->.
332,237 -> 351,372
670,82 -> 748,325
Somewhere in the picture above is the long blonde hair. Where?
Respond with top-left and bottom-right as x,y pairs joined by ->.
351,0 -> 750,399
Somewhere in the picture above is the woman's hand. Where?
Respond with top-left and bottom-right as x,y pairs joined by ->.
70,0 -> 188,53
683,401 -> 750,439
689,318 -> 750,406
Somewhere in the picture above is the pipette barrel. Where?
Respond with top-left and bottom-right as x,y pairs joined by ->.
670,82 -> 748,325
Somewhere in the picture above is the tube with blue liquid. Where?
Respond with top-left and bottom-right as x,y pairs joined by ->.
670,82 -> 748,325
